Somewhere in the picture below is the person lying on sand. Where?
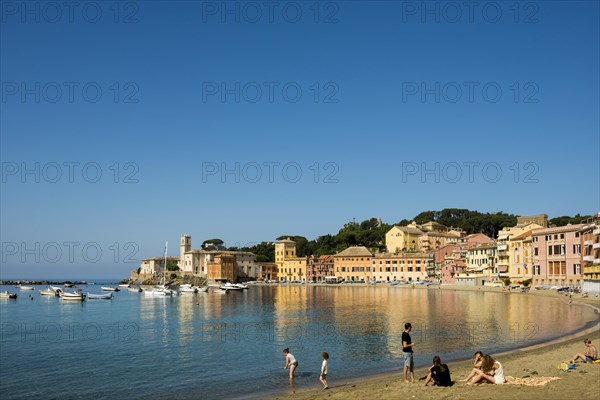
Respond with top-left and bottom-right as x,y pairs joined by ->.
461,351 -> 483,382
467,355 -> 506,385
423,356 -> 452,387
566,339 -> 598,363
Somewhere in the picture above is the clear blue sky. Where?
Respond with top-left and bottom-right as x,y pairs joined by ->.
1,1 -> 598,279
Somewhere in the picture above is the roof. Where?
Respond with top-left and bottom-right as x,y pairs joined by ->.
511,230 -> 534,240
335,246 -> 374,257
393,226 -> 424,235
532,223 -> 586,235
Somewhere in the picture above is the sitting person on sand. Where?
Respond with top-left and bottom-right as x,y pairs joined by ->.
467,355 -> 506,385
566,339 -> 598,363
423,356 -> 452,387
461,351 -> 484,382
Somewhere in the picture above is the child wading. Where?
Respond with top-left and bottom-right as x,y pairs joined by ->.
320,352 -> 329,390
283,348 -> 298,382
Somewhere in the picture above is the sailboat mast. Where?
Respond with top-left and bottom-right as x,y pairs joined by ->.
164,241 -> 168,285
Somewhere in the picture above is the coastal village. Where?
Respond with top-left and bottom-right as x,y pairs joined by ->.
132,212 -> 600,295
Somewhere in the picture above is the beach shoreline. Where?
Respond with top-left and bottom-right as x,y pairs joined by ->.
263,285 -> 600,400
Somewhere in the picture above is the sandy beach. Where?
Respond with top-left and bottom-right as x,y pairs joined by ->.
270,286 -> 600,400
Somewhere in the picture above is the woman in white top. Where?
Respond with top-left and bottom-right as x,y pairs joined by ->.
467,355 -> 506,385
283,348 -> 298,382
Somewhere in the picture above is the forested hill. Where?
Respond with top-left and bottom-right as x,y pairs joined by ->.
230,209 -> 592,262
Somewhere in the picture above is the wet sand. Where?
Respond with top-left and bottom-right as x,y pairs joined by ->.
270,286 -> 600,400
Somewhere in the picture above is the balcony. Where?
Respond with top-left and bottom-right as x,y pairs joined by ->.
584,240 -> 593,246
497,245 -> 507,251
584,265 -> 600,275
593,228 -> 600,236
593,243 -> 600,249
583,255 -> 594,262
595,258 -> 600,264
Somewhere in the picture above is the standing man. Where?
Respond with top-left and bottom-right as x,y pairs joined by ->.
402,322 -> 415,383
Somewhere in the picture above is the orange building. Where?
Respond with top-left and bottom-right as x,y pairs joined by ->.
334,246 -> 374,282
207,253 -> 236,282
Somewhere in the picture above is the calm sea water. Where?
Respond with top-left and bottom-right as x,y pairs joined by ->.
0,284 -> 597,399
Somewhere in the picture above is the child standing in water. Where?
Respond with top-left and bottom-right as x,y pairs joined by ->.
320,352 -> 329,390
283,348 -> 298,382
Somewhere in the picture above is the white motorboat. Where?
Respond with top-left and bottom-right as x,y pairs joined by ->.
0,291 -> 17,299
220,283 -> 243,291
233,283 -> 248,290
19,285 -> 35,291
39,288 -> 58,296
144,286 -> 173,297
128,286 -> 143,292
87,292 -> 113,300
60,290 -> 85,301
49,285 -> 63,292
118,284 -> 130,288
179,284 -> 198,294
101,286 -> 120,292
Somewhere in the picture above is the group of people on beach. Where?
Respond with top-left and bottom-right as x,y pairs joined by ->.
282,323 -> 597,391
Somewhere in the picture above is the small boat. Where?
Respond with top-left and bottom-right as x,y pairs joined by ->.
87,292 -> 113,300
128,286 -> 143,292
60,290 -> 85,301
233,283 -> 248,290
64,282 -> 75,288
19,285 -> 35,291
118,284 -> 130,288
144,287 -> 173,297
220,283 -> 243,291
40,288 -> 58,296
49,285 -> 63,292
0,291 -> 18,299
101,286 -> 120,292
180,284 -> 198,294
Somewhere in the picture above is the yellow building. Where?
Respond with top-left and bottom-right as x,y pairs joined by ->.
508,230 -> 534,281
280,257 -> 307,282
275,238 -> 297,281
496,221 -> 545,281
371,252 -> 428,282
385,223 -> 423,253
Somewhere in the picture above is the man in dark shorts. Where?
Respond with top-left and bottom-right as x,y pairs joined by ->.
402,322 -> 415,383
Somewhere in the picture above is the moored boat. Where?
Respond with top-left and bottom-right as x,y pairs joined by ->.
60,290 -> 85,301
87,292 -> 113,300
39,288 -> 58,296
19,285 -> 35,291
220,282 -> 243,291
180,284 -> 198,293
0,291 -> 18,299
128,286 -> 143,292
101,286 -> 120,292
118,283 -> 130,288
49,285 -> 63,292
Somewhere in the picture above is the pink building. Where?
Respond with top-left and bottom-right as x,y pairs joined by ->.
307,255 -> 335,282
441,234 -> 493,284
532,224 -> 584,287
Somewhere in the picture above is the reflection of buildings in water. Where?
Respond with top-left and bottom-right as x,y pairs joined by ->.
273,285 -> 309,346
177,295 -> 194,350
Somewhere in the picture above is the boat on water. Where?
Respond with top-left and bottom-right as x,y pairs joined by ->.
118,284 -> 130,288
220,282 -> 244,291
0,291 -> 18,299
64,282 -> 75,288
101,286 -> 120,292
49,285 -> 63,292
87,292 -> 113,300
144,242 -> 175,297
60,290 -> 85,301
19,285 -> 35,291
128,286 -> 143,292
40,288 -> 59,296
180,284 -> 198,294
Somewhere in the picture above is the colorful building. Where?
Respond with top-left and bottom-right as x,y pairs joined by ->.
581,213 -> 600,294
275,238 -> 297,281
371,252 -> 428,282
307,255 -> 335,282
259,262 -> 278,281
385,224 -> 423,253
508,230 -> 534,282
281,257 -> 307,282
497,221 -> 546,282
532,224 -> 585,287
207,253 -> 236,282
334,246 -> 374,282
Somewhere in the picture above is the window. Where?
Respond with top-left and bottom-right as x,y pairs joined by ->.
554,235 -> 558,240
548,246 -> 552,255
573,244 -> 581,254
554,245 -> 561,255
575,232 -> 580,238
560,234 -> 564,239
574,264 -> 581,275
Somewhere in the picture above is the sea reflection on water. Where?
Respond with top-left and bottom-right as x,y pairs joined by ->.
0,285 -> 597,399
